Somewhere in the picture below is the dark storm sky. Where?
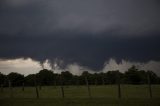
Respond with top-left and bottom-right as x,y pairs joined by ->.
0,0 -> 160,70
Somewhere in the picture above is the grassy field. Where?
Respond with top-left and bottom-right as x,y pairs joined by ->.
0,85 -> 160,106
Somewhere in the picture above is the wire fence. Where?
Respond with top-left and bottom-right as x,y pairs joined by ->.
0,77 -> 160,99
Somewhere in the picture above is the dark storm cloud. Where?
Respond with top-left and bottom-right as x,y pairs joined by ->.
0,0 -> 159,35
0,33 -> 160,70
0,0 -> 160,70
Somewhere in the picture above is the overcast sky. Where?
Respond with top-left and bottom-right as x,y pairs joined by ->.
0,0 -> 160,75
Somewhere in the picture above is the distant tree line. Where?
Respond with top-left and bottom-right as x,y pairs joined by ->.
0,66 -> 160,87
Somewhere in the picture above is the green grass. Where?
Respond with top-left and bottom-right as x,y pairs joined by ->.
0,85 -> 160,106
1,98 -> 160,106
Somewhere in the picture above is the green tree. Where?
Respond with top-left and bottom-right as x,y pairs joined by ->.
7,72 -> 24,86
24,74 -> 36,86
37,69 -> 55,86
124,65 -> 142,84
0,72 -> 6,85
61,71 -> 73,85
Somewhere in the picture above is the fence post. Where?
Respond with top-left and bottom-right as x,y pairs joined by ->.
60,77 -> 64,98
1,84 -> 3,92
61,85 -> 64,98
39,83 -> 42,90
9,80 -> 13,98
22,83 -> 24,91
148,72 -> 152,98
34,77 -> 39,99
85,77 -> 91,98
54,80 -> 57,88
118,83 -> 121,99
76,79 -> 79,87
102,77 -> 105,85
95,79 -> 97,86
117,72 -> 121,99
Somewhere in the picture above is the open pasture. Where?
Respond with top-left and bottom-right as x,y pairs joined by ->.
0,85 -> 160,106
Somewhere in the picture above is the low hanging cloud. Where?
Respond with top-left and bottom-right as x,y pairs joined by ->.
102,59 -> 160,76
0,58 -> 41,75
0,58 -> 160,76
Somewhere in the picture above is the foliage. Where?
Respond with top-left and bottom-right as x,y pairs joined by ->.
7,72 -> 24,86
0,66 -> 160,86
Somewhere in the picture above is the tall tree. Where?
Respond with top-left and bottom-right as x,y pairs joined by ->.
7,72 -> 24,86
37,69 -> 55,86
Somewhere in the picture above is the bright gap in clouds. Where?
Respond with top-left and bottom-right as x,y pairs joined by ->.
0,58 -> 41,75
0,58 -> 160,76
